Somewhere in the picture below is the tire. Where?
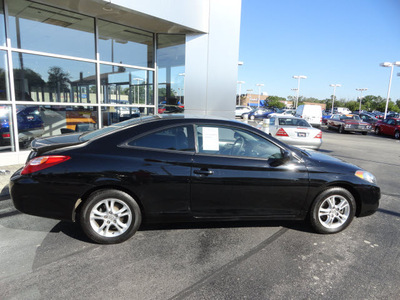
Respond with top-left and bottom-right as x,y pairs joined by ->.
362,131 -> 367,135
395,131 -> 400,139
375,127 -> 380,135
339,125 -> 345,134
310,187 -> 356,234
80,189 -> 142,244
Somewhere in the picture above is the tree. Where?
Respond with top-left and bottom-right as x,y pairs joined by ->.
266,95 -> 286,109
48,66 -> 71,90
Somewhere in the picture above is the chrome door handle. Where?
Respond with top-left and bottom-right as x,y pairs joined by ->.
194,169 -> 214,175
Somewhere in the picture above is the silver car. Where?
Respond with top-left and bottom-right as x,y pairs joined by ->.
260,115 -> 322,150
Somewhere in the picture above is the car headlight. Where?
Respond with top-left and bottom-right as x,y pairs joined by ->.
355,170 -> 377,184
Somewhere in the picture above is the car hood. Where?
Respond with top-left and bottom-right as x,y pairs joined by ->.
297,149 -> 359,172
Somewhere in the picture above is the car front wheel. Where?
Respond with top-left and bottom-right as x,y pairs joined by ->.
395,130 -> 399,139
375,127 -> 380,135
80,189 -> 142,244
310,187 -> 356,234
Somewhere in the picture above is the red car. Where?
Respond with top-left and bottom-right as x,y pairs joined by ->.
327,114 -> 371,135
374,118 -> 400,139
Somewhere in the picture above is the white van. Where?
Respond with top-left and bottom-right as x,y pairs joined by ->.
334,107 -> 352,114
295,105 -> 322,128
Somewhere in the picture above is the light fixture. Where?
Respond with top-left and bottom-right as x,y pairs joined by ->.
356,88 -> 368,112
292,75 -> 307,108
329,84 -> 341,113
380,61 -> 400,119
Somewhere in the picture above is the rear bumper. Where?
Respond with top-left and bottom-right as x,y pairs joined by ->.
10,170 -> 84,221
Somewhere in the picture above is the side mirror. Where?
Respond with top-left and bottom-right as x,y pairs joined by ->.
270,149 -> 291,167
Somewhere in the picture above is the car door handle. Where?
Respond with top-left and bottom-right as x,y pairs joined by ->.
194,169 -> 214,175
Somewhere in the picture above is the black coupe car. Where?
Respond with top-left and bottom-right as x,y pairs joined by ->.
10,115 -> 380,244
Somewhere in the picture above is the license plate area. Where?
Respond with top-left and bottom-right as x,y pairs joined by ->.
297,132 -> 307,137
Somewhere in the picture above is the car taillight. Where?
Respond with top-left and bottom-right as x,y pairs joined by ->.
314,132 -> 322,139
21,155 -> 71,175
2,133 -> 10,138
276,128 -> 289,137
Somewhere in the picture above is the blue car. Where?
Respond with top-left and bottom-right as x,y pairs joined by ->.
248,108 -> 274,120
0,105 -> 44,148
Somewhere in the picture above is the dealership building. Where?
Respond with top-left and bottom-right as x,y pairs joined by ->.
0,0 -> 242,165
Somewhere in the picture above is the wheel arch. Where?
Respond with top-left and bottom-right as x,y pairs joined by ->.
310,182 -> 362,217
72,185 -> 145,222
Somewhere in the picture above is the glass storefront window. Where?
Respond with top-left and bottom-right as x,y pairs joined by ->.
12,53 -> 96,104
98,19 -> 153,68
0,0 -> 5,46
157,34 -> 185,107
101,106 -> 154,127
0,50 -> 9,100
16,105 -> 97,150
0,104 -> 15,152
8,0 -> 95,59
100,64 -> 153,106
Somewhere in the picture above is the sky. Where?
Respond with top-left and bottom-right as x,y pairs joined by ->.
238,0 -> 400,102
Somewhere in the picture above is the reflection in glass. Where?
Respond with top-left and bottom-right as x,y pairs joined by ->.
157,34 -> 185,106
12,53 -> 96,103
15,105 -> 97,150
101,106 -> 154,127
0,0 -> 5,46
8,0 -> 95,59
0,104 -> 15,152
100,64 -> 153,106
0,50 -> 9,100
98,19 -> 153,68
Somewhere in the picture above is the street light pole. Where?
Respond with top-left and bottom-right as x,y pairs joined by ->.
329,84 -> 341,113
256,83 -> 264,108
291,88 -> 298,109
356,88 -> 368,112
237,81 -> 245,105
380,61 -> 400,119
292,75 -> 307,108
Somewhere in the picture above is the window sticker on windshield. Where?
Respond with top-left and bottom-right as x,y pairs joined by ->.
202,127 -> 219,151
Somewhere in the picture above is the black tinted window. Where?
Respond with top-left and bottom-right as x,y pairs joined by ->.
129,125 -> 194,151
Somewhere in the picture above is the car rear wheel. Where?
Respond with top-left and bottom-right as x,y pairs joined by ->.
339,125 -> 345,134
80,189 -> 142,244
375,127 -> 380,135
395,131 -> 400,139
310,187 -> 355,234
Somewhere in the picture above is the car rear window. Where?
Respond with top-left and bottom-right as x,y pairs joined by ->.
278,118 -> 310,127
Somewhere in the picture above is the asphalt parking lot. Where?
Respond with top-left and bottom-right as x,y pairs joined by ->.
0,125 -> 399,299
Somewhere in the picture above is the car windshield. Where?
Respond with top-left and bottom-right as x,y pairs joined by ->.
79,116 -> 158,142
278,118 -> 310,127
340,115 -> 360,120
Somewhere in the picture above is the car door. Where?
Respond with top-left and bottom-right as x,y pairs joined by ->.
383,119 -> 396,135
190,124 -> 309,217
124,124 -> 195,216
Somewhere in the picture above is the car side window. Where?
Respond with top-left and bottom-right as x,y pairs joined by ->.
196,125 -> 283,160
387,119 -> 395,125
128,125 -> 194,151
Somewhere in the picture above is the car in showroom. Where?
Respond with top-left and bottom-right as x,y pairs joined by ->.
327,114 -> 371,135
0,105 -> 44,148
10,115 -> 380,244
259,115 -> 322,150
374,118 -> 400,139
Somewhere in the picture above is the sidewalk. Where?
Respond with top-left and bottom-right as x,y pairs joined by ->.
0,164 -> 24,198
